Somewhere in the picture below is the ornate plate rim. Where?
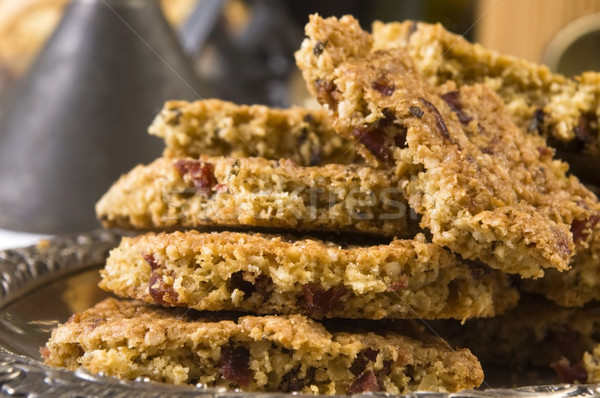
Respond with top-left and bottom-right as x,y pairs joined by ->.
0,230 -> 598,397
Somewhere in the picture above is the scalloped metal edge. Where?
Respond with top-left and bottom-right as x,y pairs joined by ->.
0,230 -> 598,397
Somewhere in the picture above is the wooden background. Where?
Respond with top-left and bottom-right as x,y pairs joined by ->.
476,0 -> 600,62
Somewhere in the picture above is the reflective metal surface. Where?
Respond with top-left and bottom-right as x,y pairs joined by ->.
0,231 -> 598,396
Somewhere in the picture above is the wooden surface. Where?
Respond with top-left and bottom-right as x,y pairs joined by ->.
475,0 -> 600,62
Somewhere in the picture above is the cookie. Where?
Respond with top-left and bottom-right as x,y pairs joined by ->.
42,297 -> 484,394
520,229 -> 600,307
95,155 -> 408,237
99,230 -> 518,321
294,14 -> 600,278
435,295 -> 600,384
148,99 -> 359,166
373,21 -> 600,182
371,20 -> 600,184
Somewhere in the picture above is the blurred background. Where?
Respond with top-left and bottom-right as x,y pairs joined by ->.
2,0 -> 600,110
1,0 -> 600,238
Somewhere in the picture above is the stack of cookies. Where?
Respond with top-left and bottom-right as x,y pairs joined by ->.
41,14 -> 600,394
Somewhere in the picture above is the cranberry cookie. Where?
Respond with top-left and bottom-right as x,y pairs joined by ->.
295,14 -> 600,278
42,297 -> 483,394
99,230 -> 518,321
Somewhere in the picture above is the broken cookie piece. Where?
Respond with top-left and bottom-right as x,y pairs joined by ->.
521,228 -> 600,306
295,14 -> 600,278
148,99 -> 359,166
371,21 -> 600,184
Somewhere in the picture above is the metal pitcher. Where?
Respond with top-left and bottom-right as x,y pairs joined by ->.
0,0 -> 205,233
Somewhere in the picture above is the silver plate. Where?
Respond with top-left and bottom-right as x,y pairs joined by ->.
0,230 -> 599,397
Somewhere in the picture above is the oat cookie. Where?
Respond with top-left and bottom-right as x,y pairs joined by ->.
371,20 -> 600,184
436,295 -> 600,384
99,231 -> 518,321
521,229 -> 600,307
95,155 -> 408,237
42,297 -> 484,394
295,14 -> 600,278
148,99 -> 359,166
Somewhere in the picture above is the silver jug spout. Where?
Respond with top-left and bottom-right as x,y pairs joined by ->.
0,0 -> 207,234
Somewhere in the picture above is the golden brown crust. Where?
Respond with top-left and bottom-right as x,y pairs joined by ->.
371,21 -> 600,154
43,297 -> 484,394
521,229 -> 600,307
148,99 -> 360,166
294,14 -> 600,278
95,155 -> 408,237
99,230 -> 519,321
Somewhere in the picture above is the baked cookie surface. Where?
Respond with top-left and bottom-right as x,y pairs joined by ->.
42,297 -> 484,394
521,229 -> 600,307
148,99 -> 359,166
99,231 -> 518,321
95,155 -> 408,237
295,14 -> 600,278
370,20 -> 600,184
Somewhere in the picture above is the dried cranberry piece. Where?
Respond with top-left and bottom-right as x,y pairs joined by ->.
352,126 -> 391,162
315,79 -> 340,111
419,98 -> 452,142
371,77 -> 395,96
174,160 -> 217,191
349,355 -> 369,377
440,91 -> 472,125
387,277 -> 408,292
552,358 -> 588,384
280,366 -> 315,392
574,112 -> 597,145
303,284 -> 347,314
352,110 -> 407,161
350,348 -> 380,375
219,345 -> 253,387
142,253 -> 160,270
553,227 -> 573,259
347,370 -> 381,394
379,360 -> 394,376
571,215 -> 600,244
363,348 -> 378,361
149,271 -> 178,306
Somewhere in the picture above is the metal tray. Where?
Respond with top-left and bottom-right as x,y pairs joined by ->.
0,230 -> 598,397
